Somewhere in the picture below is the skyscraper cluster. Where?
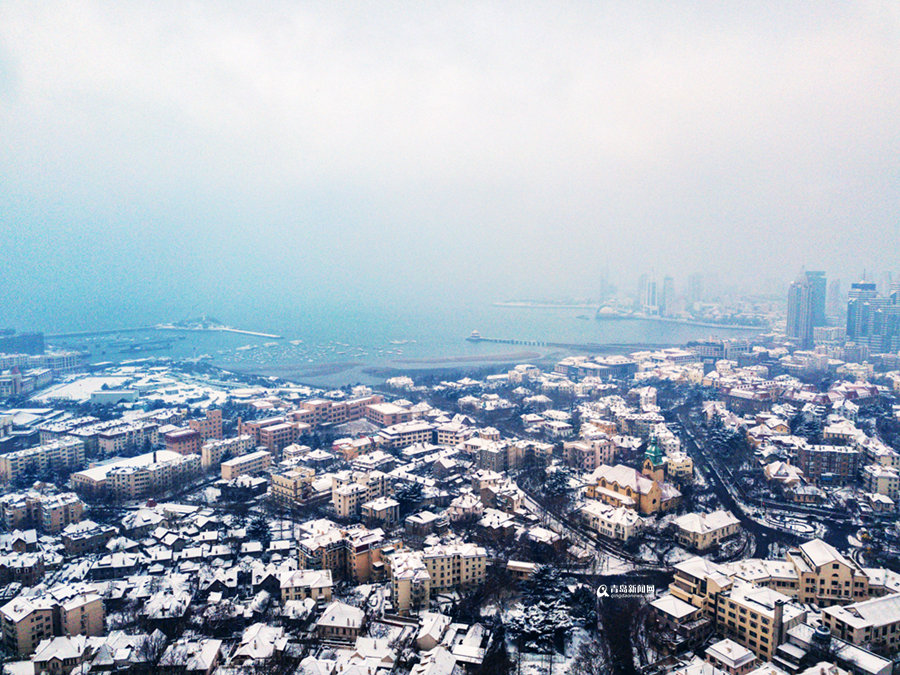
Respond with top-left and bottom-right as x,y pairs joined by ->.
846,281 -> 900,352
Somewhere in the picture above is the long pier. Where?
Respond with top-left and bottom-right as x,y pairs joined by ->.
47,327 -> 155,339
466,335 -> 676,353
49,325 -> 283,340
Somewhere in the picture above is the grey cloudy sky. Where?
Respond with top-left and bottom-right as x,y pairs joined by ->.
2,1 -> 899,326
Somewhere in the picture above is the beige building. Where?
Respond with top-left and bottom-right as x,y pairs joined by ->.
297,520 -> 396,584
0,491 -> 84,533
705,638 -> 758,675
862,464 -> 900,502
365,402 -> 413,427
584,463 -> 682,515
674,510 -> 741,551
715,582 -> 806,660
96,422 -> 159,456
0,585 -> 104,656
279,569 -> 333,603
580,499 -> 644,542
822,592 -> 900,654
377,421 -> 435,450
269,467 -> 315,505
220,450 -> 272,480
361,497 -> 400,526
665,451 -> 694,481
71,450 -> 200,501
423,543 -> 487,593
201,434 -> 254,470
388,551 -> 431,614
0,440 -> 85,483
331,470 -> 390,518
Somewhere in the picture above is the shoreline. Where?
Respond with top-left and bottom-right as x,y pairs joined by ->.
595,314 -> 766,332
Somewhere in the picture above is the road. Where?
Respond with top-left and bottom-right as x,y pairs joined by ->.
672,405 -> 858,555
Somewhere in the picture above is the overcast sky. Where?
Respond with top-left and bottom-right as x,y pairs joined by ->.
2,1 -> 899,327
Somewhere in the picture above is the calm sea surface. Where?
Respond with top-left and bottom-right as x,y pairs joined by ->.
49,303 -> 759,386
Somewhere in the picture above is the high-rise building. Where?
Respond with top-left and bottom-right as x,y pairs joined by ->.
826,278 -> 843,318
786,271 -> 827,348
640,275 -> 659,315
661,276 -> 676,317
846,281 -> 879,341
687,273 -> 703,305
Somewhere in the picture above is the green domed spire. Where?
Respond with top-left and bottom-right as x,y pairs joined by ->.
645,435 -> 663,466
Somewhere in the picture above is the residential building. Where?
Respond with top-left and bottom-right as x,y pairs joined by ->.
220,450 -> 272,480
422,543 -> 487,593
0,584 -> 104,656
674,511 -> 741,551
822,593 -> 900,655
279,569 -> 333,603
188,409 -> 222,442
0,439 -> 85,483
71,450 -> 200,501
200,434 -> 254,470
164,428 -> 202,456
361,497 -> 400,526
269,467 -> 316,506
388,551 -> 431,614
861,464 -> 900,502
579,499 -> 644,542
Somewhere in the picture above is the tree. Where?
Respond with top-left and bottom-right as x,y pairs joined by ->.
248,514 -> 272,548
571,637 -> 610,675
394,481 -> 424,517
135,629 -> 168,675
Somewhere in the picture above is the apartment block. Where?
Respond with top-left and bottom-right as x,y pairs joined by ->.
297,520 -> 395,584
96,422 -> 158,456
71,450 -> 200,501
793,444 -> 860,486
822,592 -> 900,654
200,434 -> 255,469
388,551 -> 431,614
220,450 -> 272,480
269,467 -> 316,505
422,543 -> 487,594
259,422 -> 303,454
862,464 -> 900,502
331,470 -> 390,518
164,428 -> 202,456
361,497 -> 400,526
0,440 -> 85,483
188,409 -> 223,442
0,584 -> 104,656
364,402 -> 412,427
377,421 -> 436,450
715,582 -> 806,660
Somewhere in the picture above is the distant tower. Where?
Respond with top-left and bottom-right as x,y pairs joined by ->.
786,271 -> 826,348
661,276 -> 676,317
687,273 -> 703,306
641,275 -> 659,315
826,278 -> 843,318
846,281 -> 879,340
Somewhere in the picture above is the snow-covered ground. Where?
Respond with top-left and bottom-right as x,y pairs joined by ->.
33,376 -> 129,403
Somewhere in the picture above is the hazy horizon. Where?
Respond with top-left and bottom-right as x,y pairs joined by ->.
2,2 -> 899,331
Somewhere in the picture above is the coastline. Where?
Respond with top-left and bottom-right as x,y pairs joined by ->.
596,314 -> 766,332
